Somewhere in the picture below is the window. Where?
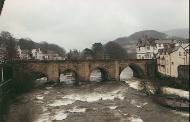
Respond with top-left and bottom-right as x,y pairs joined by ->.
147,46 -> 150,50
159,44 -> 161,47
171,62 -> 174,65
147,54 -> 151,58
184,52 -> 186,56
179,52 -> 181,56
146,54 -> 148,58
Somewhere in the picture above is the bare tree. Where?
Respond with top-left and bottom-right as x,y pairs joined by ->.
0,31 -> 18,61
66,49 -> 81,60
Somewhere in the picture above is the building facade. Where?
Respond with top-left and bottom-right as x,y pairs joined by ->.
157,45 -> 189,78
137,39 -> 189,60
31,48 -> 43,60
154,39 -> 176,54
136,38 -> 156,59
43,50 -> 63,60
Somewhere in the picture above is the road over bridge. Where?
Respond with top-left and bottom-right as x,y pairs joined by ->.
12,59 -> 157,83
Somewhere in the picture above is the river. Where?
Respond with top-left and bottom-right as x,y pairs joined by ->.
7,69 -> 189,122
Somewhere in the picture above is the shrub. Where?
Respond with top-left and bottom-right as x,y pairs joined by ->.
8,103 -> 36,122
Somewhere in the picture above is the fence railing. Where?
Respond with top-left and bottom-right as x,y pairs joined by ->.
0,79 -> 12,87
0,79 -> 13,97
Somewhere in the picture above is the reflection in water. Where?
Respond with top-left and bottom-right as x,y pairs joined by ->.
90,70 -> 102,82
60,72 -> 76,85
120,67 -> 133,81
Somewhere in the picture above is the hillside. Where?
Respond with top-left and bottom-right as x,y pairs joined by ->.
113,30 -> 167,56
18,38 -> 66,56
0,31 -> 66,56
114,30 -> 167,45
164,28 -> 189,39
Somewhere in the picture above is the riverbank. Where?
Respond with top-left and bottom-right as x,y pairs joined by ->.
125,78 -> 189,112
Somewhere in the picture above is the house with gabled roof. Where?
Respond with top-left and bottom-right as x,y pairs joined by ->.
136,38 -> 157,59
157,45 -> 189,77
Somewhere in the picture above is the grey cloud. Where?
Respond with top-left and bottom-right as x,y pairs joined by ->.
0,0 -> 189,51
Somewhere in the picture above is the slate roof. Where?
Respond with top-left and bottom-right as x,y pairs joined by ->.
158,46 -> 180,54
136,38 -> 156,47
155,39 -> 189,45
181,44 -> 189,49
155,39 -> 177,44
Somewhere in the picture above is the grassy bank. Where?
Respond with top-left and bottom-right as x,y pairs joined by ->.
155,73 -> 189,91
0,72 -> 36,122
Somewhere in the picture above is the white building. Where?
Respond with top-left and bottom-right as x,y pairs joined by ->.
43,50 -> 64,60
137,39 -> 189,59
18,48 -> 64,60
154,40 -> 176,54
0,43 -> 6,63
31,48 -> 43,60
136,38 -> 156,59
16,45 -> 22,59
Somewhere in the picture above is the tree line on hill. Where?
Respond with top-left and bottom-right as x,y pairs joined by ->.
0,31 -> 129,61
66,41 -> 128,60
0,31 -> 66,61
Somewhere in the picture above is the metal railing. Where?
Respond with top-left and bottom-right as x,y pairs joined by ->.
0,79 -> 13,98
0,79 -> 12,88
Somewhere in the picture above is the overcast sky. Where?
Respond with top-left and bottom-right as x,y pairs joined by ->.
0,0 -> 189,51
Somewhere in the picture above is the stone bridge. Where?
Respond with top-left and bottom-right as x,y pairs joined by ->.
12,59 -> 156,82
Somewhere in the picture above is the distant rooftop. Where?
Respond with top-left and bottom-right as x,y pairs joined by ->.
158,44 -> 189,55
155,39 -> 177,44
181,43 -> 189,49
154,39 -> 189,45
136,38 -> 155,47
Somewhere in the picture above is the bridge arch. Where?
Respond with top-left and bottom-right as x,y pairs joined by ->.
59,69 -> 78,84
120,63 -> 145,80
19,63 -> 49,81
30,71 -> 47,80
32,71 -> 48,86
89,67 -> 109,82
120,66 -> 133,80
